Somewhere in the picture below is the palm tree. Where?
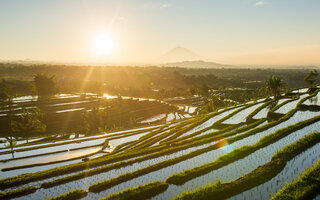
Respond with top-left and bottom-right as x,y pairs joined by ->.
11,109 -> 46,143
266,76 -> 283,99
33,74 -> 57,99
304,70 -> 318,88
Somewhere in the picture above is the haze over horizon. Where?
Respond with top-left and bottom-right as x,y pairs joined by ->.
1,0 -> 320,65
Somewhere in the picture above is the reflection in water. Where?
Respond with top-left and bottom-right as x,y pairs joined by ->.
140,114 -> 166,123
0,146 -> 101,169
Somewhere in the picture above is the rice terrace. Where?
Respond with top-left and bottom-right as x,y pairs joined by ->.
1,1 -> 320,200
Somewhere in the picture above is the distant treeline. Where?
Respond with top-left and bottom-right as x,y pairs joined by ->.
0,63 -> 312,98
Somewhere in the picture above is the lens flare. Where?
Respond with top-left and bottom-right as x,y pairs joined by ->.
215,138 -> 228,149
215,137 -> 233,153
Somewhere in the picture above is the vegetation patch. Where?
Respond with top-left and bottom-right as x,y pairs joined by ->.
246,99 -> 275,123
99,181 -> 168,200
0,110 -> 276,190
0,91 -> 316,192
0,148 -> 68,163
0,125 -> 157,155
132,119 -> 200,149
211,104 -> 252,128
47,189 -> 88,200
298,104 -> 320,111
0,186 -> 37,199
267,112 -> 285,121
171,132 -> 320,200
271,160 -> 320,200
40,120 -> 265,189
1,146 -> 101,171
161,105 -> 244,142
86,120 -> 275,193
167,115 -> 320,185
269,95 -> 299,113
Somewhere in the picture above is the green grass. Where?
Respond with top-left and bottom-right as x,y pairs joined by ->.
160,105 -> 244,143
132,120 -> 195,149
0,129 -> 181,189
87,120 -> 282,193
245,99 -> 275,122
269,95 -> 299,113
211,103 -> 254,128
176,89 -> 318,148
110,125 -> 170,153
0,91 -> 304,190
1,145 -> 102,171
1,90 -> 317,198
271,160 -> 320,200
39,120 -> 262,189
166,115 -> 320,185
47,189 -> 88,200
171,132 -> 320,200
0,186 -> 37,199
164,121 -> 243,145
0,125 -> 158,155
99,181 -> 168,200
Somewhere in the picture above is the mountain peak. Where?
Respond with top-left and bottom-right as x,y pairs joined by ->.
157,46 -> 205,63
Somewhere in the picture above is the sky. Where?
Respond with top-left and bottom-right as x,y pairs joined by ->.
0,0 -> 320,65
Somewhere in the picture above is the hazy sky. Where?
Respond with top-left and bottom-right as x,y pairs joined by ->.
0,0 -> 320,65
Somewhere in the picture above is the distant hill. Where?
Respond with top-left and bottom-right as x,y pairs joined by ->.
161,60 -> 232,68
157,47 -> 232,68
157,47 -> 205,63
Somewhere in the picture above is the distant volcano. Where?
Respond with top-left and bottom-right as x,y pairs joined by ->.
157,46 -> 205,63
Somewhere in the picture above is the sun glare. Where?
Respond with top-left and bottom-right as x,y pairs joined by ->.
103,94 -> 117,99
92,33 -> 114,56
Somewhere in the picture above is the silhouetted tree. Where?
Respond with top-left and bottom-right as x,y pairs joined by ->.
33,74 -> 57,99
304,70 -> 318,88
11,109 -> 46,143
0,80 -> 9,99
266,76 -> 283,99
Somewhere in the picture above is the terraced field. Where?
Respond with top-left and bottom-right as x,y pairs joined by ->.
1,89 -> 320,200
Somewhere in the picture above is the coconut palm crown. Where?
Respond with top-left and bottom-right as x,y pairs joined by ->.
266,76 -> 283,99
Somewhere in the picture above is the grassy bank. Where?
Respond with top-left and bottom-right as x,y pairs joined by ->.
87,121 -> 286,193
48,189 -> 88,200
0,102 -> 294,190
0,186 -> 37,199
38,120 -> 260,189
0,92 -> 315,190
171,131 -> 320,200
0,125 -> 158,156
245,99 -> 275,122
99,181 -> 168,200
270,160 -> 320,200
166,115 -> 320,185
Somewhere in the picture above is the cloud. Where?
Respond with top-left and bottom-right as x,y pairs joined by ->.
255,1 -> 269,6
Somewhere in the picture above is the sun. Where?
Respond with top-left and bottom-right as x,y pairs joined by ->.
92,33 -> 114,56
